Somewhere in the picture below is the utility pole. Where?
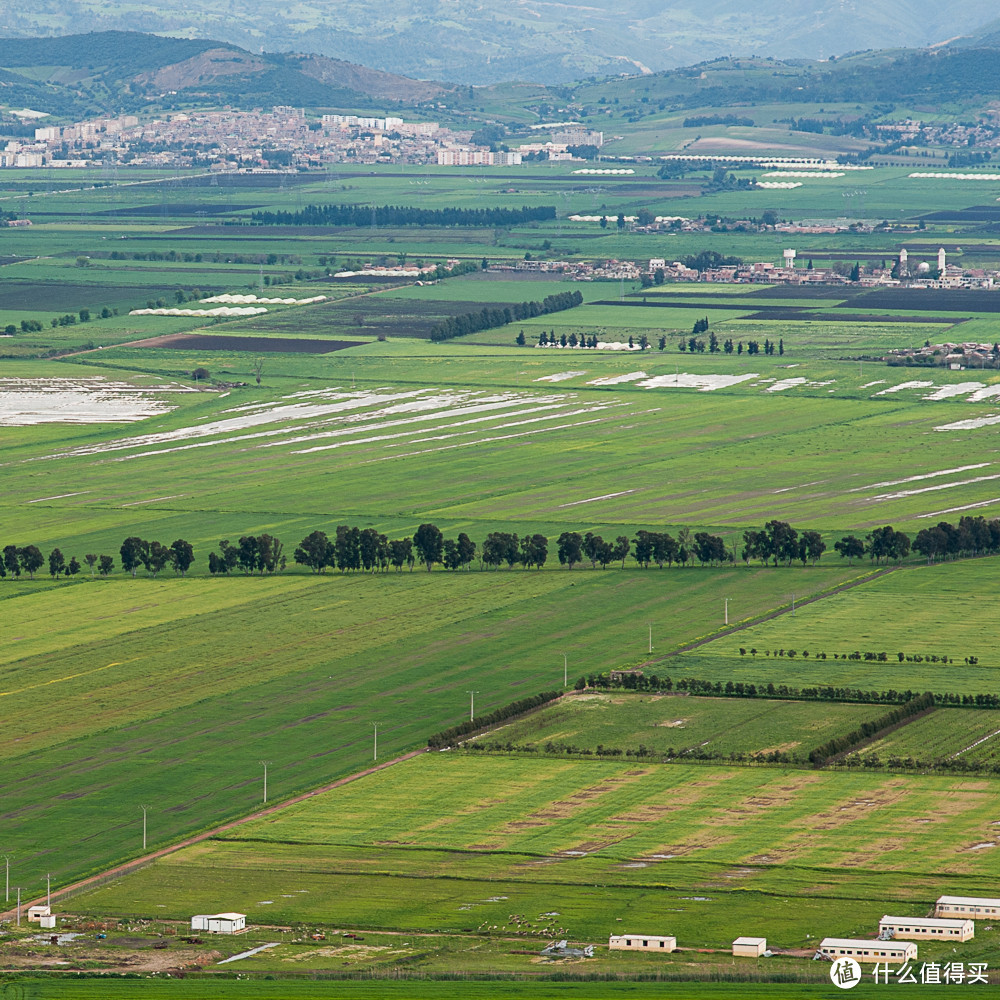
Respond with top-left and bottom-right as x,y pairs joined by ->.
467,690 -> 479,722
648,624 -> 653,653
44,873 -> 50,909
16,887 -> 20,926
372,722 -> 380,762
260,761 -> 271,805
140,805 -> 148,852
563,653 -> 568,688
3,856 -> 9,904
725,598 -> 730,626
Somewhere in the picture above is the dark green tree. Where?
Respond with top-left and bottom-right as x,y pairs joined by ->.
48,547 -> 66,578
19,545 -> 44,580
413,523 -> 444,571
557,531 -> 583,569
120,536 -> 148,578
294,530 -> 333,573
170,539 -> 195,576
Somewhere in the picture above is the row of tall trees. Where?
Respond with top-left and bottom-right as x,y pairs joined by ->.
249,204 -> 556,228
430,291 -> 583,342
912,515 -> 1000,562
120,537 -> 196,577
8,515 -> 999,584
0,538 -> 193,580
206,535 -> 284,575
597,672 -> 993,708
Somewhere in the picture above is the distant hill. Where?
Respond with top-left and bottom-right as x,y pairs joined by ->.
0,31 -> 454,119
2,0 -> 1000,84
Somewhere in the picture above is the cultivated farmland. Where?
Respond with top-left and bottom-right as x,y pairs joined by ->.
4,156 -> 1000,991
483,692 -> 890,759
71,754 -> 1000,967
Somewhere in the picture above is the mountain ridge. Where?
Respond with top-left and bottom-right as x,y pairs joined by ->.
2,0 -> 1000,84
0,31 -> 456,119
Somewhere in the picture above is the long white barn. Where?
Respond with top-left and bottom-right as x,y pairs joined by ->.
880,915 -> 974,942
936,895 -> 1000,919
819,938 -> 917,963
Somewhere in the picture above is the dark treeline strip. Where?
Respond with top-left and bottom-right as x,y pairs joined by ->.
467,730 -> 1000,776
426,691 -> 562,749
586,673 -> 1000,709
837,752 -> 1000,776
739,648 -> 979,666
7,515 -> 1000,585
248,204 -> 557,228
807,692 -> 936,764
205,534 -> 284,575
430,290 -> 583,342
465,739 -> 804,765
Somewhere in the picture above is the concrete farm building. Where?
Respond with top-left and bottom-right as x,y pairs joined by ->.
819,938 -> 917,963
936,895 -> 1000,919
609,934 -> 676,953
191,913 -> 246,934
880,915 -> 974,942
732,936 -> 767,957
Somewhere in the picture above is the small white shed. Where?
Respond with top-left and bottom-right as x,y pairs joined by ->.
27,905 -> 50,922
191,912 -> 246,934
39,914 -> 57,929
733,936 -> 767,957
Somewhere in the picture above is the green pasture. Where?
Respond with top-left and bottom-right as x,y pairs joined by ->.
683,559 -> 1000,688
485,691 -> 889,759
70,754 -> 1000,957
862,708 -> 1000,764
7,159 -> 1000,991
1,565 -> 861,895
7,345 -> 1000,545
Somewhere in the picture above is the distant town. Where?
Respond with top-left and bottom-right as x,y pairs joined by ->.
0,106 -> 605,169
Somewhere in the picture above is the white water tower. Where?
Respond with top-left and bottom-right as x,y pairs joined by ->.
938,247 -> 947,272
783,249 -> 796,269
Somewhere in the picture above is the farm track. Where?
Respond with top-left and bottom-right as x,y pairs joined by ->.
0,747 -> 427,923
644,566 -> 898,663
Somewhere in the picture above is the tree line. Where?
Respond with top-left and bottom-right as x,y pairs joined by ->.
678,331 -> 783,356
739,647 -> 978,666
807,692 -> 935,764
248,204 -> 557,228
426,691 -> 561,748
0,537 -> 195,580
8,514 -> 1000,584
594,671 -> 1000,709
429,290 -> 583,342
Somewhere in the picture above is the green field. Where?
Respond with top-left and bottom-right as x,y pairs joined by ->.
481,692 -> 890,759
5,153 -> 1000,993
862,708 -> 1000,764
70,754 -> 1000,970
681,560 -> 1000,690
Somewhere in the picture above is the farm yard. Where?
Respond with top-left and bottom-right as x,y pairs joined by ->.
4,157 -> 1000,992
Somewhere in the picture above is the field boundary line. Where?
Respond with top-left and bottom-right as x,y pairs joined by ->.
641,567 -> 898,664
0,747 -> 427,923
950,725 -> 1000,759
